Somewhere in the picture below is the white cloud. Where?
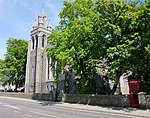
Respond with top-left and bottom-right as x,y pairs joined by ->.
14,0 -> 34,12
46,2 -> 60,14
22,2 -> 32,10
23,2 -> 29,8
45,1 -> 62,28
13,0 -> 17,3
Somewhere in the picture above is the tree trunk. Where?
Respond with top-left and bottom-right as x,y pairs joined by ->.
14,80 -> 18,92
110,71 -> 122,95
110,83 -> 118,95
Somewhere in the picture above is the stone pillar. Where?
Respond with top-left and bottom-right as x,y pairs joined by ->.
119,73 -> 129,95
138,92 -> 147,109
35,48 -> 42,93
25,41 -> 31,93
146,95 -> 150,109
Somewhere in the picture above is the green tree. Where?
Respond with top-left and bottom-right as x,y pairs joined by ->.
96,0 -> 150,94
47,0 -> 100,93
0,59 -> 6,82
48,0 -> 150,94
136,0 -> 150,93
96,0 -> 142,94
0,38 -> 28,91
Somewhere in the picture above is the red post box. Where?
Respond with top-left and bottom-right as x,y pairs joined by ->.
128,80 -> 140,108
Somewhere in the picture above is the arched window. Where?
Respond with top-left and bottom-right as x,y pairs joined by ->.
35,35 -> 38,48
47,57 -> 50,80
32,37 -> 34,50
42,35 -> 46,48
47,57 -> 54,80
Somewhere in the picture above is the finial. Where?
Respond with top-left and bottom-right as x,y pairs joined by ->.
33,20 -> 37,29
47,20 -> 52,31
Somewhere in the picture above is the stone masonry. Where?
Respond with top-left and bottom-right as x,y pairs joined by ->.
25,8 -> 56,94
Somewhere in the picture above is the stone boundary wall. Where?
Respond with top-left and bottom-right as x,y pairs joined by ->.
0,92 -> 33,99
146,95 -> 150,109
0,92 -> 55,101
32,93 -> 56,101
63,94 -> 130,107
1,92 -> 149,109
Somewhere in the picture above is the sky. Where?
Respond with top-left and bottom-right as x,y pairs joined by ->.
0,0 -> 145,60
0,0 -> 65,59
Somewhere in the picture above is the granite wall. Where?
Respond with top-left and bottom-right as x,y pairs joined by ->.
63,94 -> 130,107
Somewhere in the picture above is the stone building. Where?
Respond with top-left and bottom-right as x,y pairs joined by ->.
25,8 -> 56,93
25,8 -> 122,96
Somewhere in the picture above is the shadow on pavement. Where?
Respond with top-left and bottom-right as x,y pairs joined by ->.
38,101 -> 63,106
37,100 -> 140,113
107,106 -> 137,113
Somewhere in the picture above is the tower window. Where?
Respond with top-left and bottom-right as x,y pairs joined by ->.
32,37 -> 34,50
42,35 -> 45,48
47,57 -> 50,80
35,35 -> 38,48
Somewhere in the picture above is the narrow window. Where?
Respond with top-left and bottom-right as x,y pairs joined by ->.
47,57 -> 50,80
32,37 -> 34,50
42,35 -> 45,48
35,35 -> 38,48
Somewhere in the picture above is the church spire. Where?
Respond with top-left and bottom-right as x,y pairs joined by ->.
41,0 -> 45,17
41,8 -> 45,17
40,1 -> 47,27
36,2 -> 51,29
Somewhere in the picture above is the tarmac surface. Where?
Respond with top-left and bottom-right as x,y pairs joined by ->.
42,101 -> 150,118
0,96 -> 149,118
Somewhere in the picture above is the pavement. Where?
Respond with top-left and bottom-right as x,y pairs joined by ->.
41,101 -> 150,118
1,96 -> 150,118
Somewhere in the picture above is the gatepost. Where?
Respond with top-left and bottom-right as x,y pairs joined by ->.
138,92 -> 147,109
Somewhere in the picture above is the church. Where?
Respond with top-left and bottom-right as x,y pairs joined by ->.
25,8 -> 58,94
25,8 -> 122,96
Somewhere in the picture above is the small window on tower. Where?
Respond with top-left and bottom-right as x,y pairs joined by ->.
47,57 -> 50,80
35,35 -> 38,48
42,35 -> 45,48
32,37 -> 34,50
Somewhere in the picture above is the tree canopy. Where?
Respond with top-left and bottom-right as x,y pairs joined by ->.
0,38 -> 28,91
47,0 -> 150,94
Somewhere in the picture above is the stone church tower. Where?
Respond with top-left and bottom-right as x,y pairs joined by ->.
25,8 -> 54,93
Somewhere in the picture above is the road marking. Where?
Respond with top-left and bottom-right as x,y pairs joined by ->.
3,104 -> 21,110
25,114 -> 33,117
31,111 -> 63,118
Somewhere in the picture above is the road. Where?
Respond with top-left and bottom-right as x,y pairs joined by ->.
0,96 -> 136,118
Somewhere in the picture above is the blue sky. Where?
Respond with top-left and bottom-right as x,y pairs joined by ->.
0,0 -> 145,60
0,0 -> 65,59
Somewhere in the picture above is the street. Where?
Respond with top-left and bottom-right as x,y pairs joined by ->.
0,96 -> 143,118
